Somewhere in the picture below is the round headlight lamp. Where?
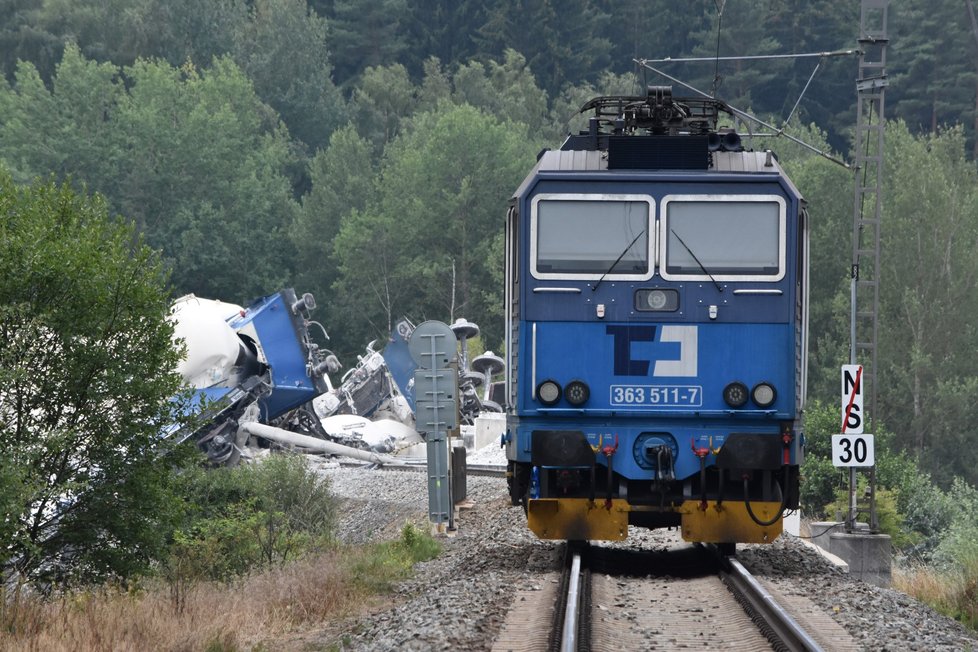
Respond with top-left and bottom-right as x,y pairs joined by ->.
564,380 -> 590,406
647,289 -> 669,310
537,379 -> 562,406
722,381 -> 749,408
751,382 -> 777,408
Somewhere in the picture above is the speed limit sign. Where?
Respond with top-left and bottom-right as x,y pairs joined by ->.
831,434 -> 875,467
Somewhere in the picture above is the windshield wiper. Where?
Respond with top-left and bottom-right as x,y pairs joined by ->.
670,229 -> 722,292
592,230 -> 645,292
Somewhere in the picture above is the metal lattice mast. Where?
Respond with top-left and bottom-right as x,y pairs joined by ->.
848,0 -> 888,533
850,0 -> 888,421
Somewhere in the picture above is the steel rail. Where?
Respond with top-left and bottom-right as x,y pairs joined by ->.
560,553 -> 583,652
722,557 -> 824,652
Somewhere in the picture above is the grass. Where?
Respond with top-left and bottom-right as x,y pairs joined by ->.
894,561 -> 978,630
0,523 -> 441,651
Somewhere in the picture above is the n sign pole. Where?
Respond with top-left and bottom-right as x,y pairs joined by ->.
836,365 -> 877,532
843,365 -> 862,532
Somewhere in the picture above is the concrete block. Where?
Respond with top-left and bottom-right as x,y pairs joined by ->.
473,412 -> 506,450
828,530 -> 892,587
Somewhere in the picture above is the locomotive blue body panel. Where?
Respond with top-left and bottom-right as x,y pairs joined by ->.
503,107 -> 808,543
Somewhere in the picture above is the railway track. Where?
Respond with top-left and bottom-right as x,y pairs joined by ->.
335,458 -> 507,477
493,542 -> 859,652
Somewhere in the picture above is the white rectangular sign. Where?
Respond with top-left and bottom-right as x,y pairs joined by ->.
832,434 -> 875,467
841,364 -> 864,434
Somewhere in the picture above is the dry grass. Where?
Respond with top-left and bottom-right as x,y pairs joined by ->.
0,552 -> 382,652
895,565 -> 960,611
895,563 -> 978,629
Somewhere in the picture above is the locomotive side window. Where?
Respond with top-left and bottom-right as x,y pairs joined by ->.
660,195 -> 786,282
530,194 -> 654,280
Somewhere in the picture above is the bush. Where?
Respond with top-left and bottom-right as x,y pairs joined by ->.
934,478 -> 978,571
350,522 -> 442,593
399,522 -> 441,562
825,483 -> 917,548
799,401 -> 849,516
167,454 -> 337,583
799,401 -> 955,551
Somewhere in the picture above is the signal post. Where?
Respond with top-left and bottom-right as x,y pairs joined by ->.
817,363 -> 891,586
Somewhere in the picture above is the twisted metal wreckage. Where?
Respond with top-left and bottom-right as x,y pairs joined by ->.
168,289 -> 504,466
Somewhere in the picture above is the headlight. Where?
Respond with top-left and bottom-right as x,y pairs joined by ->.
537,379 -> 562,406
751,382 -> 777,408
723,381 -> 749,408
564,380 -> 590,406
635,288 -> 679,312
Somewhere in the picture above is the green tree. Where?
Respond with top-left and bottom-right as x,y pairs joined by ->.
292,123 -> 374,351
401,1 -> 485,79
0,44 -> 123,188
877,122 -> 978,481
116,56 -> 300,301
350,62 -> 419,151
684,0 -> 789,109
774,124 -> 854,404
332,104 -> 538,350
889,1 -> 977,149
0,0 -> 63,83
934,478 -> 978,569
325,0 -> 409,89
475,0 -> 611,97
231,0 -> 347,152
596,0 -> 710,67
169,453 -> 336,581
452,49 -> 550,136
0,169 -> 188,587
0,46 -> 300,302
762,0 -> 858,146
32,0 -> 245,71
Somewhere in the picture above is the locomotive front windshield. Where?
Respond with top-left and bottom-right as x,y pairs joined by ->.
533,198 -> 651,277
662,196 -> 786,281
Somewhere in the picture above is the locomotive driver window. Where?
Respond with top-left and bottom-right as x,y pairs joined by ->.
662,198 -> 784,280
534,199 -> 650,276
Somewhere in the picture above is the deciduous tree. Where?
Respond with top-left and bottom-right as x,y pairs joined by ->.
332,104 -> 537,350
0,169 -> 187,587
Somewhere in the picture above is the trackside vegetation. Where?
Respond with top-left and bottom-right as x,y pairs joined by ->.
0,173 -> 440,648
801,402 -> 978,627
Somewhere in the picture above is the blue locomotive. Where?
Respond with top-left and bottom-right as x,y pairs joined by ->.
503,87 -> 806,546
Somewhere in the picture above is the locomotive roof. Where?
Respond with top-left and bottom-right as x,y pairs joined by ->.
512,148 -> 804,201
535,148 -> 784,173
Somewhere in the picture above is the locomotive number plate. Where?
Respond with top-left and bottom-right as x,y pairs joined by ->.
609,384 -> 703,407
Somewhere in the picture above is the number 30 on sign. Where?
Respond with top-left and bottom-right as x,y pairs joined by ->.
831,434 -> 875,467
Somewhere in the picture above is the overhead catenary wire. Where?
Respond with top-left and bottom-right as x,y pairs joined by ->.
641,49 -> 859,64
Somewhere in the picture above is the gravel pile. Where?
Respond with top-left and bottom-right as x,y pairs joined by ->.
312,454 -> 978,651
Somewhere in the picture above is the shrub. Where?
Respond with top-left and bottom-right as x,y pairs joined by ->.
167,453 -> 337,583
349,522 -> 442,592
933,478 -> 978,571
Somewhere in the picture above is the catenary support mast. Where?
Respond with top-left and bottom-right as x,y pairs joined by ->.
848,0 -> 888,532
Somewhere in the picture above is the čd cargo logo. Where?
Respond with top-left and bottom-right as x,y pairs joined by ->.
605,325 -> 698,377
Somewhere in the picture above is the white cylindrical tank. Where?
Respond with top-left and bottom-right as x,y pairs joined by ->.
170,294 -> 246,388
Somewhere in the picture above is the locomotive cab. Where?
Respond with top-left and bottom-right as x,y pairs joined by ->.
504,87 -> 807,545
